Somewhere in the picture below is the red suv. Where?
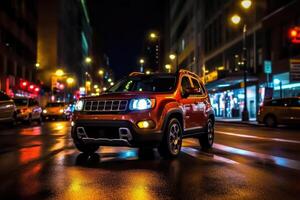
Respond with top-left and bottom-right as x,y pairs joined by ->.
71,70 -> 215,158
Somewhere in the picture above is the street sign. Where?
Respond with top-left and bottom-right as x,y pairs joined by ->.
264,60 -> 272,74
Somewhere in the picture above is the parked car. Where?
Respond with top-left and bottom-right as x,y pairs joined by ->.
64,102 -> 75,120
42,102 -> 68,120
13,97 -> 42,124
71,69 -> 215,158
258,97 -> 300,127
0,91 -> 16,126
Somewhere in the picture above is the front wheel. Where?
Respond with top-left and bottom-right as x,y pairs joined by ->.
73,139 -> 99,154
158,118 -> 182,159
199,119 -> 214,150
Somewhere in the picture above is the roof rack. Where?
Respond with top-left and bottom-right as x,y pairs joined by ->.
176,69 -> 199,78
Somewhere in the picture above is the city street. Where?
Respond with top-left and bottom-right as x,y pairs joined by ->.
0,121 -> 299,200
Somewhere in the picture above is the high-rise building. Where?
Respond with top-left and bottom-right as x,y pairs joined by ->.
37,0 -> 92,91
0,0 -> 38,96
165,0 -> 202,74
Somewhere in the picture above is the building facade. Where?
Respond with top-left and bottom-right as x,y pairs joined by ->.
0,0 -> 39,97
167,0 -> 300,120
37,0 -> 93,97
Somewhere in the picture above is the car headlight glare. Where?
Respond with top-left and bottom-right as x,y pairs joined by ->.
75,100 -> 84,111
129,98 -> 155,111
43,109 -> 47,114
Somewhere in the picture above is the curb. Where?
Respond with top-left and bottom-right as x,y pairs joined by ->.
215,120 -> 263,127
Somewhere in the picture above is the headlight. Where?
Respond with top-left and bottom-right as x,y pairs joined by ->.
75,100 -> 84,111
59,109 -> 64,113
43,109 -> 47,114
129,98 -> 155,111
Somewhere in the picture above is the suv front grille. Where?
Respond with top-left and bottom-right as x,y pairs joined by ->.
83,100 -> 128,112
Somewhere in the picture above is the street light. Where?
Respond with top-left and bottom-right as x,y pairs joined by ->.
55,69 -> 64,77
231,14 -> 241,25
139,58 -> 145,72
85,57 -> 92,64
66,77 -> 75,85
149,32 -> 158,39
169,54 -> 176,60
108,78 -> 112,83
165,64 -> 171,73
229,0 -> 252,122
169,54 -> 178,70
98,69 -> 104,76
145,70 -> 151,75
241,0 -> 252,9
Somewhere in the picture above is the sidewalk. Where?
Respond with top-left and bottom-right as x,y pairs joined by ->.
215,117 -> 261,126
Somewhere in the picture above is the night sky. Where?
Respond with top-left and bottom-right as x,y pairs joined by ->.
87,0 -> 166,79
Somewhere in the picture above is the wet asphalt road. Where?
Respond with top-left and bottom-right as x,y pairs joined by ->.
0,121 -> 300,200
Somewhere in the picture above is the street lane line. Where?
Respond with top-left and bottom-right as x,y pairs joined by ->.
181,147 -> 239,165
213,143 -> 300,171
216,131 -> 300,144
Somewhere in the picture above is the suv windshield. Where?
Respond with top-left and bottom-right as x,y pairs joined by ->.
14,99 -> 28,106
46,103 -> 65,107
107,75 -> 177,93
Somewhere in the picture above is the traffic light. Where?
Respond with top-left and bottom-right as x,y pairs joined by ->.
289,27 -> 300,44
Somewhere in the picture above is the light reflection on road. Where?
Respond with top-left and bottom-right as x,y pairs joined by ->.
213,143 -> 300,170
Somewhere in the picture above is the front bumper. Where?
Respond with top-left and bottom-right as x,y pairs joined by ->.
71,120 -> 163,147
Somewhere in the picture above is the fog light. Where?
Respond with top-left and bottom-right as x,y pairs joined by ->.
137,120 -> 155,129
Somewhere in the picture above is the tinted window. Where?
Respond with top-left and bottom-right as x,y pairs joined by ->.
191,78 -> 204,96
107,75 -> 176,93
46,103 -> 65,107
181,76 -> 192,96
14,98 -> 28,106
0,92 -> 10,101
265,99 -> 283,106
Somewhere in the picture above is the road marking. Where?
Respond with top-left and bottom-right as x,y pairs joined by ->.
181,147 -> 239,165
216,131 -> 300,144
214,143 -> 300,171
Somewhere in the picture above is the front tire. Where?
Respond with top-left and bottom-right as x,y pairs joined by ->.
264,115 -> 277,127
199,119 -> 214,150
73,139 -> 99,154
158,118 -> 182,159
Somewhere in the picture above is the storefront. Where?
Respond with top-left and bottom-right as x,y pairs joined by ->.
273,72 -> 300,98
209,85 -> 257,119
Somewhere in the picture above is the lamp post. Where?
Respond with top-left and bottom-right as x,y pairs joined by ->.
169,54 -> 177,70
165,64 -> 171,73
230,0 -> 252,122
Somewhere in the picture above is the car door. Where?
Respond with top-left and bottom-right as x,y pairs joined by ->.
287,98 -> 300,124
178,75 -> 196,131
190,78 -> 207,128
30,99 -> 40,119
0,92 -> 14,120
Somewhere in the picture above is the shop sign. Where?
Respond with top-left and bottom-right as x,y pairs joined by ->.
290,59 -> 300,82
264,60 -> 272,74
205,71 -> 218,83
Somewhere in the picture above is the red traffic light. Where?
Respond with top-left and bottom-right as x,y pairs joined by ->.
289,27 -> 300,44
